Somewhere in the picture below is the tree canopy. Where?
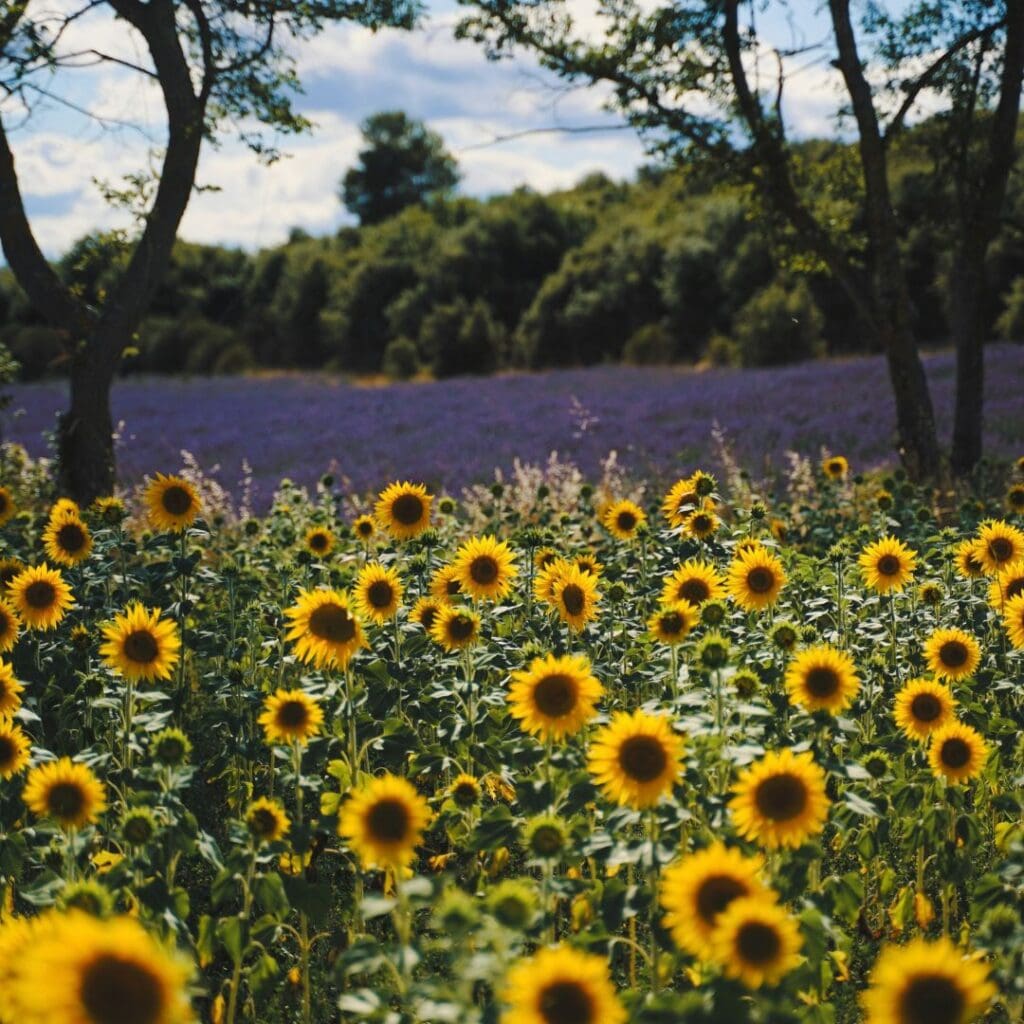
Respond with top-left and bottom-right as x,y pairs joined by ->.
341,110 -> 461,225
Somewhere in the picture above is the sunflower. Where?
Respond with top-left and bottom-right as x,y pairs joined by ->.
1002,592 -> 1024,648
989,558 -> 1024,607
533,557 -> 574,606
246,796 -> 291,843
928,722 -> 989,784
728,547 -> 786,612
1007,483 -> 1024,514
258,688 -> 323,746
769,518 -> 788,543
972,519 -> 1024,575
710,896 -> 803,989
602,499 -> 646,540
0,596 -> 22,653
574,553 -> 603,578
410,596 -> 444,633
784,645 -> 860,714
860,536 -> 918,594
587,710 -> 684,809
354,563 -> 404,624
681,502 -> 715,541
0,485 -> 15,526
144,473 -> 201,532
7,910 -> 192,1024
730,748 -> 830,849
923,627 -> 981,681
500,945 -> 626,1024
508,652 -> 603,741
893,679 -> 957,742
338,773 -> 432,870
99,603 -> 181,684
374,481 -> 433,541
662,475 -> 701,529
352,513 -> 377,543
8,563 -> 75,631
661,558 -> 726,607
0,720 -> 30,778
648,600 -> 699,645
284,588 -> 366,669
92,494 -> 127,524
24,757 -> 107,829
534,547 -> 559,572
454,535 -> 518,601
822,454 -> 849,480
430,563 -> 464,604
0,556 -> 24,588
430,605 -> 481,651
42,513 -> 93,566
304,525 -> 335,558
660,842 -> 768,960
449,773 -> 482,808
952,539 -> 986,580
551,565 -> 600,631
862,936 -> 996,1024
0,659 -> 24,718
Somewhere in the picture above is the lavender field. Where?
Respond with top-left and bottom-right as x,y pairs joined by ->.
5,345 -> 1022,507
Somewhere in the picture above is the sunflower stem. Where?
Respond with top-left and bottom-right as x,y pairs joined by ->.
224,854 -> 257,1024
648,810 -> 661,995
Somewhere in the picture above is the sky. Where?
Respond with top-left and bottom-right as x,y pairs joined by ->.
1,0 -> 870,255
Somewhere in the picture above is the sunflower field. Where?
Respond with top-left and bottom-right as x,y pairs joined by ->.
0,448 -> 1023,1024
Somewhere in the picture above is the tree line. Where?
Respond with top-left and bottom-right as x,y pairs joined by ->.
4,118 -> 1024,388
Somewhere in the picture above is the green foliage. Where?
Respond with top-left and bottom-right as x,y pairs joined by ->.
733,280 -> 826,368
341,111 -> 461,225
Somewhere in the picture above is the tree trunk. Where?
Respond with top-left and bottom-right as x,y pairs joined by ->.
948,245 -> 986,476
57,343 -> 120,504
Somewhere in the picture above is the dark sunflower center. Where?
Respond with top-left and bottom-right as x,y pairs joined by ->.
899,973 -> 966,1024
940,737 -> 971,769
1005,578 -> 1024,600
618,735 -> 668,783
391,494 -> 424,526
910,693 -> 941,722
660,612 -> 684,636
538,980 -> 594,1024
989,537 -> 1013,563
0,613 -> 10,639
47,781 -> 86,820
161,485 -> 193,517
123,630 -> 159,665
124,817 -> 154,844
754,773 -> 807,822
1010,490 -> 1024,509
679,578 -> 710,603
877,554 -> 901,576
0,494 -> 7,514
0,736 -> 14,766
453,782 -> 478,806
939,641 -> 968,668
81,953 -> 165,1024
827,461 -> 842,475
57,522 -> 87,553
805,667 -> 839,698
736,921 -> 782,965
696,875 -> 747,925
533,674 -> 577,717
419,607 -> 438,631
446,578 -> 462,596
25,580 -> 56,609
308,603 -> 356,643
367,580 -> 394,609
470,556 -> 499,585
530,825 -> 565,857
746,567 -> 775,594
691,514 -> 713,532
561,584 -> 585,616
367,797 -> 411,843
249,808 -> 278,838
357,521 -> 373,537
616,511 -> 636,530
277,700 -> 309,729
447,614 -> 475,642
309,533 -> 328,551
